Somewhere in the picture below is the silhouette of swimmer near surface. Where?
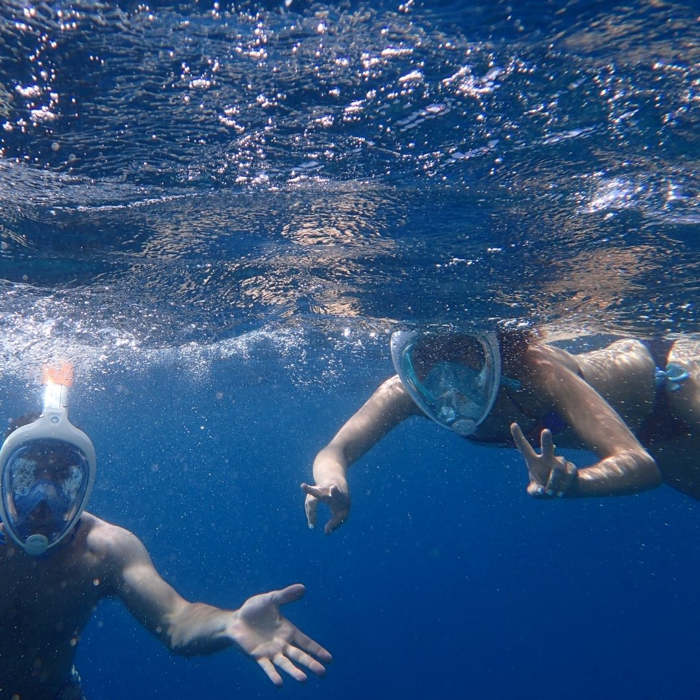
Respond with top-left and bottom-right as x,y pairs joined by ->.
1,365 -> 331,699
302,328 -> 699,533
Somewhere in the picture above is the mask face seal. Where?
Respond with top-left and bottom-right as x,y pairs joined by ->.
391,329 -> 502,436
0,365 -> 95,556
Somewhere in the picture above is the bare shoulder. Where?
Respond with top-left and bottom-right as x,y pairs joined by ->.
81,512 -> 149,569
353,374 -> 420,417
520,341 -> 580,376
375,374 -> 423,417
377,374 -> 411,399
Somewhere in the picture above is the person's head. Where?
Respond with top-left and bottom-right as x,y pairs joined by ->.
494,322 -> 537,375
0,379 -> 95,556
390,323 -> 537,437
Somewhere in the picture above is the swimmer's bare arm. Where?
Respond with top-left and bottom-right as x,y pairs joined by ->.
511,344 -> 661,497
302,375 -> 421,533
104,524 -> 332,685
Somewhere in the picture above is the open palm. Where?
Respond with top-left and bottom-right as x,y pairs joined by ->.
231,583 -> 332,685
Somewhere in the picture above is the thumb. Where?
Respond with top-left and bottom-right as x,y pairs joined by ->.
527,481 -> 546,497
304,493 -> 318,528
324,512 -> 346,535
272,583 -> 306,606
301,482 -> 324,499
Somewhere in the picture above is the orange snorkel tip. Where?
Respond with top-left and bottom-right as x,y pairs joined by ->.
41,362 -> 74,412
41,362 -> 74,388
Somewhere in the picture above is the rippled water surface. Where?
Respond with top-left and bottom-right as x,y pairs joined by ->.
1,0 -> 697,370
1,3 -> 699,700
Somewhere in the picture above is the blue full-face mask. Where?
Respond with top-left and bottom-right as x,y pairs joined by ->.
391,329 -> 502,436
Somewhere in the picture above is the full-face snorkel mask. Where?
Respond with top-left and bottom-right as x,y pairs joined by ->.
390,329 -> 502,437
0,364 -> 95,556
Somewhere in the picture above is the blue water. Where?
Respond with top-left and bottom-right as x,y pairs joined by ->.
1,1 -> 698,698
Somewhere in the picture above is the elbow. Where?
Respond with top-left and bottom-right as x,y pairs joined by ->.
637,452 -> 662,490
522,344 -> 558,376
616,449 -> 662,493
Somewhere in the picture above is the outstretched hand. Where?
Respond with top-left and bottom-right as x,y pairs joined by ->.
230,584 -> 332,686
510,423 -> 578,497
301,481 -> 350,534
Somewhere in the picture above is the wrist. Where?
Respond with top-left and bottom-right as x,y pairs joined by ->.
313,461 -> 348,488
544,462 -> 578,498
560,468 -> 579,497
226,609 -> 245,649
553,465 -> 578,498
545,462 -> 578,498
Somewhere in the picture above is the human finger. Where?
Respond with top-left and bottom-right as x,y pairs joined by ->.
301,482 -> 321,498
292,628 -> 333,663
304,492 -> 318,529
301,482 -> 325,499
527,481 -> 547,497
271,583 -> 306,606
540,429 -> 555,457
324,512 -> 346,535
274,653 -> 307,682
258,657 -> 283,686
285,644 -> 327,675
545,459 -> 576,496
510,423 -> 537,459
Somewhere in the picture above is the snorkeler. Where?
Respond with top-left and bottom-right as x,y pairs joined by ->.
1,366 -> 331,699
302,326 -> 699,533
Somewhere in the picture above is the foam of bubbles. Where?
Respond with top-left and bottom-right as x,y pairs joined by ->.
0,314 -> 296,383
0,305 -> 392,395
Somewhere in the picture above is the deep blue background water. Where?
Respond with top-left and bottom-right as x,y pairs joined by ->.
0,0 -> 698,698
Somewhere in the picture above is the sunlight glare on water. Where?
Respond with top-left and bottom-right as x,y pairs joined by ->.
0,0 -> 696,368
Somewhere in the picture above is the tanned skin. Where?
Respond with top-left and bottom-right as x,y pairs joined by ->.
302,337 -> 699,533
0,512 -> 331,698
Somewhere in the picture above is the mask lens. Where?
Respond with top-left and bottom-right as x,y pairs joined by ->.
409,334 -> 485,379
1,438 -> 90,544
391,331 -> 501,436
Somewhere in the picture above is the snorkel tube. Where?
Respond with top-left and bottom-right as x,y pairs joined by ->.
0,363 -> 96,556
